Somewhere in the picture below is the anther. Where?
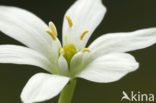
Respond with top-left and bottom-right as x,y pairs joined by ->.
65,15 -> 73,28
59,48 -> 64,55
80,30 -> 89,40
81,48 -> 90,53
49,22 -> 58,36
46,30 -> 56,40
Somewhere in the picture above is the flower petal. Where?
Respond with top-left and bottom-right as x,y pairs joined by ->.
89,28 -> 156,58
58,55 -> 68,76
78,53 -> 139,83
63,0 -> 106,50
0,45 -> 54,72
70,52 -> 91,77
0,6 -> 60,61
21,73 -> 70,103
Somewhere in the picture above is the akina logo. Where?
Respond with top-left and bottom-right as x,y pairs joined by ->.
121,91 -> 155,102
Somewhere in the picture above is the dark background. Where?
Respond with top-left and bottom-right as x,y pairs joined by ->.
0,0 -> 156,103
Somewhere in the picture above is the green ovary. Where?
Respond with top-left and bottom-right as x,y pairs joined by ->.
60,44 -> 77,65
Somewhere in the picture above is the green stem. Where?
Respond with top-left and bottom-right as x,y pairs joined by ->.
58,79 -> 77,103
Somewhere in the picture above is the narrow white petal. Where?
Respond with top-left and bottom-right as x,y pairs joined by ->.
63,0 -> 106,50
58,55 -> 68,76
0,6 -> 60,61
78,53 -> 139,83
21,73 -> 70,103
70,52 -> 91,77
0,45 -> 53,72
89,28 -> 156,58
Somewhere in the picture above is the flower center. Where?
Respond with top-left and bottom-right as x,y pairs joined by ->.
59,44 -> 77,64
46,16 -> 91,66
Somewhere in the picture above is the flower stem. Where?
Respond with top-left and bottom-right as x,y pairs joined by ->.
58,79 -> 77,103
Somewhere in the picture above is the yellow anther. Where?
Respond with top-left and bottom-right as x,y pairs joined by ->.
81,48 -> 90,53
65,15 -> 73,28
59,48 -> 64,55
46,30 -> 56,40
80,30 -> 89,40
49,22 -> 58,36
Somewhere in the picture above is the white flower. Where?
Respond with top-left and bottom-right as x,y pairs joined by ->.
0,0 -> 156,103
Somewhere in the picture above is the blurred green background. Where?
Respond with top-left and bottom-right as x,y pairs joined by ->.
0,0 -> 156,103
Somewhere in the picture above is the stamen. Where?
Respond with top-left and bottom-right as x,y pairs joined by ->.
80,30 -> 89,40
65,15 -> 73,28
46,30 -> 56,40
81,48 -> 90,53
59,48 -> 64,55
64,34 -> 68,46
49,22 -> 58,36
